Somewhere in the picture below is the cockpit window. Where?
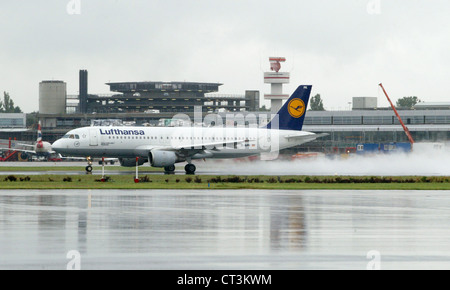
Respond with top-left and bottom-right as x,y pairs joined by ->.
62,134 -> 79,139
62,134 -> 80,139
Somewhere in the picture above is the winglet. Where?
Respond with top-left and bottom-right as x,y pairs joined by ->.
266,85 -> 312,131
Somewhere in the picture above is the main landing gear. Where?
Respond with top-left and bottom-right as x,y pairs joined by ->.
184,163 -> 196,175
163,163 -> 197,174
164,165 -> 175,173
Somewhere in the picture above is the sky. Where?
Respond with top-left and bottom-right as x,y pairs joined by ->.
1,0 -> 449,113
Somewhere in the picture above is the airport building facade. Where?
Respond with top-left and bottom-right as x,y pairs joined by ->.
0,113 -> 27,129
299,109 -> 450,153
74,76 -> 260,115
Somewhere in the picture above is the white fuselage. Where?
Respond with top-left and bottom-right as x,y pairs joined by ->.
35,141 -> 52,154
52,126 -> 316,161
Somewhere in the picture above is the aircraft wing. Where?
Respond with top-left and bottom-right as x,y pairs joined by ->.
16,143 -> 35,148
0,147 -> 37,154
0,147 -> 58,155
172,139 -> 245,150
133,140 -> 246,157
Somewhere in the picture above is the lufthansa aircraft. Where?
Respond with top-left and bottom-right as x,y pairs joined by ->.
52,85 -> 326,174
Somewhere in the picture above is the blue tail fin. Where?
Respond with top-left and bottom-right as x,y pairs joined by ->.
266,85 -> 312,131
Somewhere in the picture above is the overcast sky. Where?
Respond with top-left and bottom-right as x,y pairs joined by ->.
1,0 -> 449,113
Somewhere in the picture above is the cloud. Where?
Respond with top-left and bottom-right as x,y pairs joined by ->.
1,0 -> 450,113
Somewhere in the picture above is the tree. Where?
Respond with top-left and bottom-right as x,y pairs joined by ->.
396,96 -> 420,109
259,104 -> 270,112
309,94 -> 325,111
0,92 -> 22,113
26,111 -> 38,127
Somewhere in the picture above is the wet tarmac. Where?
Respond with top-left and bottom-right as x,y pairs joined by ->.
1,189 -> 450,270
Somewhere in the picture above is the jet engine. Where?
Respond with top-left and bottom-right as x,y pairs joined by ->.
119,157 -> 147,167
149,150 -> 179,167
20,152 -> 29,160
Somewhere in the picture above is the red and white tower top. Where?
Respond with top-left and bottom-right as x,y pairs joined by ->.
269,57 -> 286,72
264,57 -> 290,113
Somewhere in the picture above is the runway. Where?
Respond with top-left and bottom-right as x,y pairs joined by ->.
2,148 -> 450,176
1,189 -> 450,270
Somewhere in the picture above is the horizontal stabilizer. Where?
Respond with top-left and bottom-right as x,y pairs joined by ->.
284,132 -> 328,141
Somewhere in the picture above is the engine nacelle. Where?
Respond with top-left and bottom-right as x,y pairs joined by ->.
20,152 -> 29,160
119,157 -> 147,167
149,150 -> 178,167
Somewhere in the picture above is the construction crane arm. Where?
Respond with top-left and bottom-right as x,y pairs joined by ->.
379,83 -> 415,145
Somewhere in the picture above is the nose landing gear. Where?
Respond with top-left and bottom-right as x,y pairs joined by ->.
85,156 -> 93,173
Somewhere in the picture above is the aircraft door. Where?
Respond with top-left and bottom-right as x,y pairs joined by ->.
89,128 -> 98,146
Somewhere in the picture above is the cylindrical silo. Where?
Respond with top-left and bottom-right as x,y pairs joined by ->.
39,81 -> 67,114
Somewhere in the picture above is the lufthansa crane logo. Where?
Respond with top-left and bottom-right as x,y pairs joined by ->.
288,98 -> 306,118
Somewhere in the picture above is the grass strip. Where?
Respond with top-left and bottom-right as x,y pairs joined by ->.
1,174 -> 449,190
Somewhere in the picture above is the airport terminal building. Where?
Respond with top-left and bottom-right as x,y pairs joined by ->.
72,71 -> 260,115
99,81 -> 259,114
300,108 -> 450,153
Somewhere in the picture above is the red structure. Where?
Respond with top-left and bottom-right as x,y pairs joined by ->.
379,83 -> 415,148
0,138 -> 18,161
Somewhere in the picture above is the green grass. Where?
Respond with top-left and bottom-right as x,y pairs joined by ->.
0,165 -> 162,172
0,174 -> 449,190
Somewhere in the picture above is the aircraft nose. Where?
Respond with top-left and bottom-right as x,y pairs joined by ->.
51,139 -> 63,151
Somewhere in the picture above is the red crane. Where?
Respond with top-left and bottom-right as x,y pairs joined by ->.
378,83 -> 415,149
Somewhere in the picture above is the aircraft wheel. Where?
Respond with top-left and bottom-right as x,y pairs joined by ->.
85,165 -> 93,173
185,163 -> 196,174
164,165 -> 175,172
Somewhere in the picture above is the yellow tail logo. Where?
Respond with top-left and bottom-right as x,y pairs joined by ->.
288,98 -> 306,118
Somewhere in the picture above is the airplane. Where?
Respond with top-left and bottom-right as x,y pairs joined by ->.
0,122 -> 61,161
52,85 -> 327,174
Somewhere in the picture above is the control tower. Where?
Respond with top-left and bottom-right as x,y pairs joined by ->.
264,57 -> 290,113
